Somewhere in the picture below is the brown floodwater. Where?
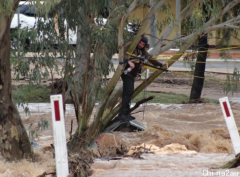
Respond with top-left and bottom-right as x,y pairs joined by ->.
0,102 -> 240,177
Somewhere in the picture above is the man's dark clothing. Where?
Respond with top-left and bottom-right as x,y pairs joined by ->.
118,44 -> 162,119
124,46 -> 161,78
124,47 -> 150,78
118,74 -> 134,116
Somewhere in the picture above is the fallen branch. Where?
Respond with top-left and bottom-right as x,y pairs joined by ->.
77,156 -> 91,168
128,96 -> 155,114
131,110 -> 143,115
212,153 -> 240,169
37,172 -> 56,177
69,119 -> 73,140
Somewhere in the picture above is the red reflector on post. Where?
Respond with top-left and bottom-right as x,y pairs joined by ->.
54,101 -> 61,121
223,101 -> 230,117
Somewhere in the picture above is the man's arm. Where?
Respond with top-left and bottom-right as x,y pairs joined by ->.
148,58 -> 163,67
143,49 -> 164,67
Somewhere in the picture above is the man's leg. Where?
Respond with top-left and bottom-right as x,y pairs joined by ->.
118,74 -> 134,117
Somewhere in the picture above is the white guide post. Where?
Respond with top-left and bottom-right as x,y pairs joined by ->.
50,95 -> 69,177
219,97 -> 240,155
145,69 -> 149,79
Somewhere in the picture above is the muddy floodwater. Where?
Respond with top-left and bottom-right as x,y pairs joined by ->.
0,102 -> 240,177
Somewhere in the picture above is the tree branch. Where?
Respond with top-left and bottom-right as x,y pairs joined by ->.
128,96 -> 155,114
154,0 -> 240,55
152,0 -> 200,56
204,15 -> 240,33
158,33 -> 195,52
205,24 -> 240,33
203,0 -> 240,31
222,0 -> 240,16
127,0 -> 167,54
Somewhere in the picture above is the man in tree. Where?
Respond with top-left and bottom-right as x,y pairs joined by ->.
116,36 -> 165,121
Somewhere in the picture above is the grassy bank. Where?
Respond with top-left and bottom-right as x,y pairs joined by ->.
12,84 -> 218,104
13,84 -> 51,104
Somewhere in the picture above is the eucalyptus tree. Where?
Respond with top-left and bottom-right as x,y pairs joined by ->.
184,1 -> 211,102
0,0 -> 34,160
182,0 -> 240,101
0,0 -> 62,161
5,0 -> 240,159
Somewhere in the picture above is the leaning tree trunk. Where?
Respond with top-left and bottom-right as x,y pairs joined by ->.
0,13 -> 33,160
189,34 -> 209,101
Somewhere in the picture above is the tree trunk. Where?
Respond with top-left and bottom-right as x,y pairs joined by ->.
189,34 -> 209,101
0,15 -> 33,160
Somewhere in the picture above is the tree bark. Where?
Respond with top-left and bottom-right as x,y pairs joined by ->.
189,3 -> 210,102
189,34 -> 209,101
0,13 -> 33,160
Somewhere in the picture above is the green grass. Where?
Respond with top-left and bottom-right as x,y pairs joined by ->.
132,91 -> 186,104
13,84 -> 51,103
132,91 -> 218,104
12,84 -> 218,104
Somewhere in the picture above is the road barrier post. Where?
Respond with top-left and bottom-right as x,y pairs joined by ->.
219,97 -> 240,155
50,94 -> 69,177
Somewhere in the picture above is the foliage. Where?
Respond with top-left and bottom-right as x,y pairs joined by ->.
11,28 -> 60,86
0,0 -> 15,15
10,28 -> 38,52
181,0 -> 212,36
214,153 -> 240,169
223,68 -> 240,95
182,52 -> 197,75
156,3 -> 174,34
13,84 -> 51,103
28,119 -> 49,139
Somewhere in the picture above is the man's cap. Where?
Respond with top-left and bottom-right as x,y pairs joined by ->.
140,36 -> 148,45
